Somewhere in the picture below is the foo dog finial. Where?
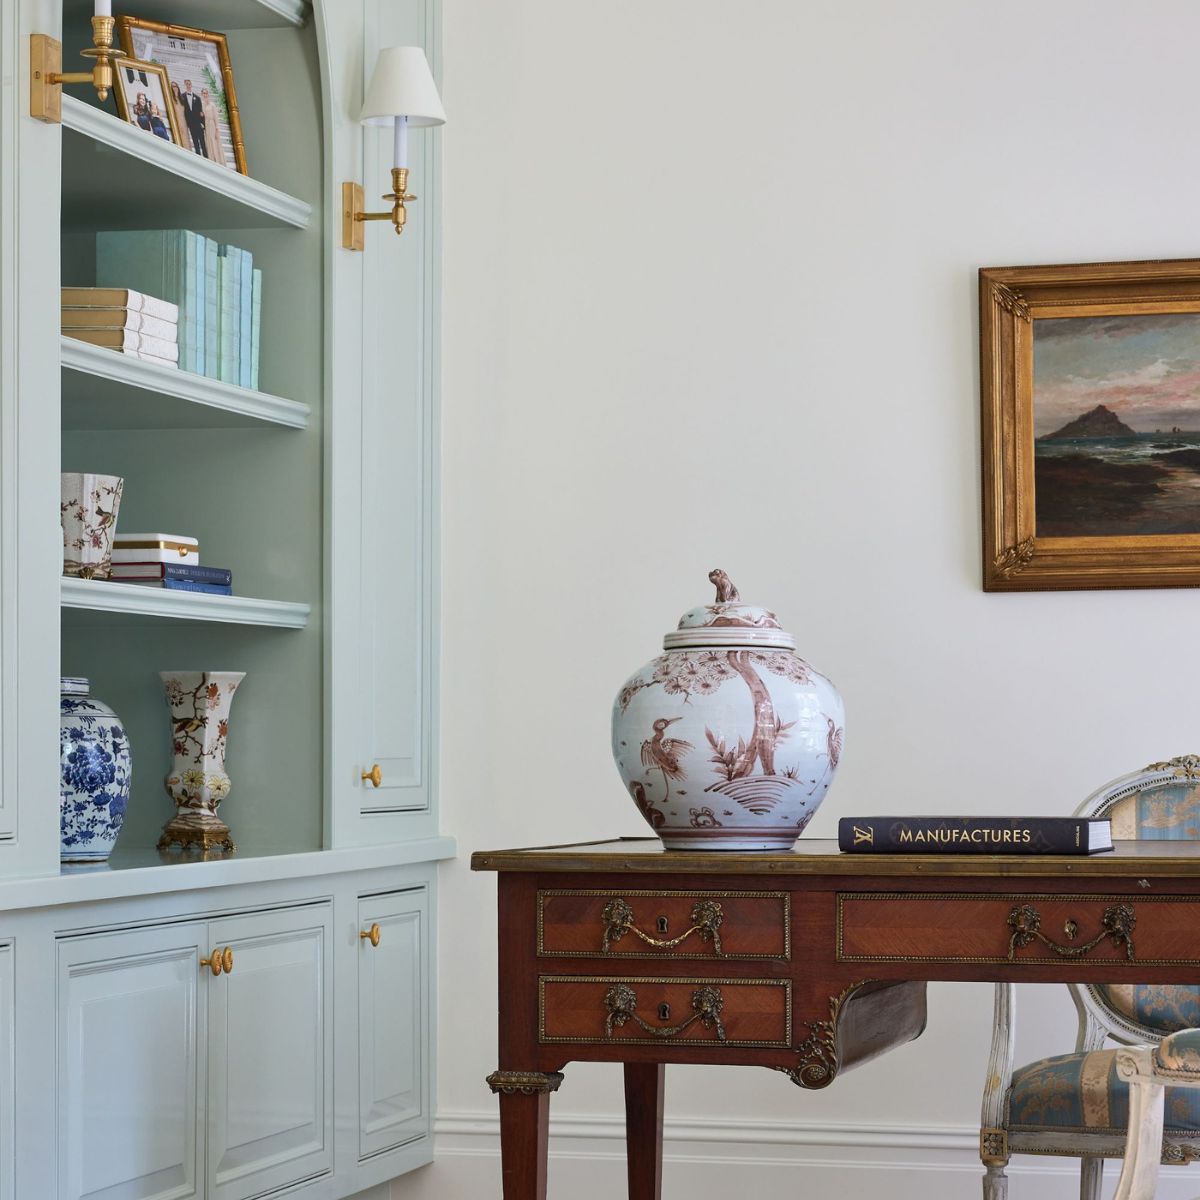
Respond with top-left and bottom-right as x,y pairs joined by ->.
708,568 -> 740,603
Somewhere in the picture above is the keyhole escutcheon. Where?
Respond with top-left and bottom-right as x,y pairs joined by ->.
658,1002 -> 671,1022
656,916 -> 669,935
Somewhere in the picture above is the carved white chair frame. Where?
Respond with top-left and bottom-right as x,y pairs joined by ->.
979,756 -> 1200,1200
1109,1041 -> 1200,1200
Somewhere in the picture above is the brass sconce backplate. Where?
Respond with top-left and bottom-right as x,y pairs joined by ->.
342,182 -> 366,252
30,34 -> 64,123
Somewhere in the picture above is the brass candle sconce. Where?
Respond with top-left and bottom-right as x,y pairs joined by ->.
341,46 -> 445,251
30,7 -> 126,124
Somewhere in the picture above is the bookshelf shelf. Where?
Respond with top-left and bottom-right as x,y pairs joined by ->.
61,337 -> 310,431
61,97 -> 312,231
63,0 -> 310,30
61,578 -> 311,629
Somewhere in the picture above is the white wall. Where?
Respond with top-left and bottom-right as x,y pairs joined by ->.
417,2 -> 1200,1196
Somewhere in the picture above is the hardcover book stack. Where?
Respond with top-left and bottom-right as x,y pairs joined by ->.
61,287 -> 180,367
111,533 -> 233,596
94,230 -> 263,387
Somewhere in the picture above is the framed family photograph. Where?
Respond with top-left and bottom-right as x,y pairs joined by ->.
981,259 -> 1200,591
114,16 -> 248,175
112,59 -> 183,148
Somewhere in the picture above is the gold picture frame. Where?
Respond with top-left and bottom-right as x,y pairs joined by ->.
981,259 -> 1200,591
115,16 -> 248,175
111,58 -> 184,149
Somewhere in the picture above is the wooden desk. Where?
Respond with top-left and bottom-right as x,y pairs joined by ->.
471,837 -> 1200,1198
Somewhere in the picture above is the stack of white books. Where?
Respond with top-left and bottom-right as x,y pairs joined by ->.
61,287 -> 180,369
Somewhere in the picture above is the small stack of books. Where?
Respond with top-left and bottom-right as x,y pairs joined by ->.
110,533 -> 232,597
61,287 -> 180,368
94,230 -> 262,386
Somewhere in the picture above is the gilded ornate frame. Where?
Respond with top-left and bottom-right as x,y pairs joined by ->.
980,259 -> 1200,591
115,17 -> 248,175
110,59 -> 185,149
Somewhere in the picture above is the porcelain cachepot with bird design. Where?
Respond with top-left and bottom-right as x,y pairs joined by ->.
611,569 -> 845,851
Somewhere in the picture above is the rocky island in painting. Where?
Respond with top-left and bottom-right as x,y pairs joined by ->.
1034,313 -> 1200,537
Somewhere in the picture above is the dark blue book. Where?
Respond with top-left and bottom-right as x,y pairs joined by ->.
145,578 -> 233,597
112,562 -> 232,586
838,816 -> 1113,855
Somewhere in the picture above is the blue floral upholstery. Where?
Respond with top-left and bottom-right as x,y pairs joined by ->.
1093,780 -> 1200,1034
1009,1050 -> 1200,1134
1156,1029 -> 1200,1080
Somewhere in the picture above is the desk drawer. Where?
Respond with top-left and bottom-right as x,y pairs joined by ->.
539,976 -> 792,1047
838,893 -> 1200,964
537,890 -> 789,960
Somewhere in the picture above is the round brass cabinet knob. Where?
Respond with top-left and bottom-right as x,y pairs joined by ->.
362,764 -> 383,788
360,923 -> 381,948
222,946 -> 234,974
200,950 -> 224,977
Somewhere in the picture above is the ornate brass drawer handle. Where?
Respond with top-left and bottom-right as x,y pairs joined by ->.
1006,903 -> 1135,962
603,983 -> 727,1041
600,898 -> 724,954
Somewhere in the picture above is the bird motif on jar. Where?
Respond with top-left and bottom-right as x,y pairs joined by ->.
641,717 -> 693,803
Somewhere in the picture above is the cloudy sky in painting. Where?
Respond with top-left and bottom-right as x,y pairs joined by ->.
1033,313 -> 1200,434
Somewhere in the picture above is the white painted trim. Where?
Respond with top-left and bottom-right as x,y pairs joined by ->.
425,1110 -> 1200,1196
0,835 -> 455,911
62,97 -> 312,229
61,578 -> 311,628
61,338 -> 310,429
434,1109 -> 982,1154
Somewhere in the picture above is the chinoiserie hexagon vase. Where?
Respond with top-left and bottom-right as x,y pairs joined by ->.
158,671 -> 245,856
611,569 -> 845,851
59,677 -> 132,862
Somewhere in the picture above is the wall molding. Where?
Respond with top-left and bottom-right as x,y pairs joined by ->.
423,1109 -> 1196,1198
435,1109 -> 982,1154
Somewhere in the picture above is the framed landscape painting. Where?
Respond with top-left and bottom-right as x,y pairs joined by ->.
981,259 -> 1200,590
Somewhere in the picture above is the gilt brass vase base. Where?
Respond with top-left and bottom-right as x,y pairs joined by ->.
157,818 -> 236,856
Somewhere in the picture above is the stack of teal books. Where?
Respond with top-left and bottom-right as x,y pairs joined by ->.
95,230 -> 263,388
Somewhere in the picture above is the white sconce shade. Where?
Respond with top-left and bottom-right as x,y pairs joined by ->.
359,46 -> 445,127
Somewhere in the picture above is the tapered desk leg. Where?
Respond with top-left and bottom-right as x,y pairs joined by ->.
624,1062 -> 665,1200
488,1070 -> 563,1200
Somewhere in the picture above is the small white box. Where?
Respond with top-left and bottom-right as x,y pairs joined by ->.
111,532 -> 199,566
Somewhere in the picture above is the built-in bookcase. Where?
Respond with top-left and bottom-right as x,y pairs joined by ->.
58,5 -> 320,858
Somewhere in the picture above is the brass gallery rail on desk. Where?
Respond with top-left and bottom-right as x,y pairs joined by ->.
472,837 -> 1200,1200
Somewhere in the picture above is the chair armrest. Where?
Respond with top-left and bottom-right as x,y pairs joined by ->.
1113,1046 -> 1166,1200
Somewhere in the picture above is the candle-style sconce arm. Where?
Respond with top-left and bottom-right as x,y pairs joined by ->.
341,169 -> 417,252
31,17 -> 126,123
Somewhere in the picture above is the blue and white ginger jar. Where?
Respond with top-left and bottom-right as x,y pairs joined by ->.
59,677 -> 132,862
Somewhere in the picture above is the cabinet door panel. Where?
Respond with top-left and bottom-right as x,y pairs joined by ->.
56,924 -> 204,1200
0,942 -> 11,1200
206,904 -> 332,1200
358,888 -> 428,1158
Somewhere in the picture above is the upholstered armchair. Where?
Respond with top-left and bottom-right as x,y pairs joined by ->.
1108,1029 -> 1200,1200
979,755 -> 1200,1199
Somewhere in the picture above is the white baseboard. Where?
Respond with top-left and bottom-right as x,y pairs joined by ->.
382,1111 -> 1200,1199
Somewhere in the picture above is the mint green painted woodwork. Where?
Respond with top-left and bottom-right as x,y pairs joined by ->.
60,17 -> 327,856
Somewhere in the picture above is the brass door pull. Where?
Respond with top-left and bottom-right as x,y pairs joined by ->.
604,983 -> 727,1042
1007,904 -> 1135,962
600,897 -> 724,954
362,764 -> 383,788
201,946 -> 234,976
360,923 -> 381,947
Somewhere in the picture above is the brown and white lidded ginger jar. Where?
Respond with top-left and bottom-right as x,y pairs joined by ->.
611,569 -> 845,851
